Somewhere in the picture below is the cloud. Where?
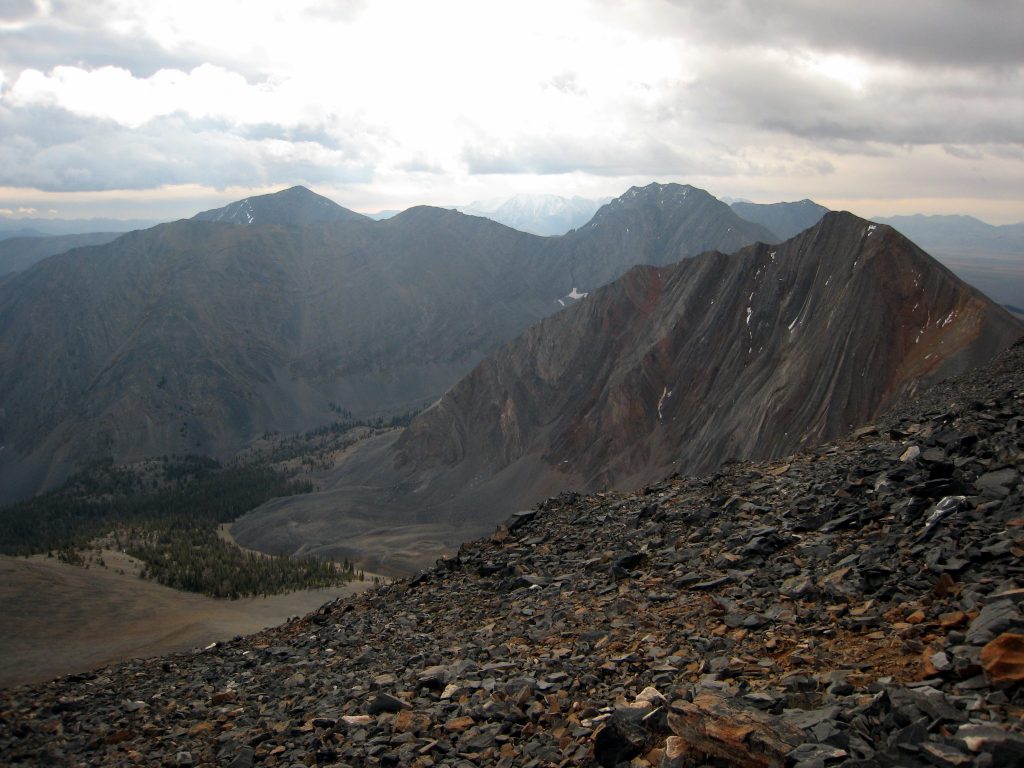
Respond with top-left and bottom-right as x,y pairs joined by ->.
943,145 -> 984,161
0,107 -> 374,191
664,43 -> 1024,153
6,64 -> 279,128
463,134 -> 741,178
608,1 -> 1024,70
0,0 -> 35,24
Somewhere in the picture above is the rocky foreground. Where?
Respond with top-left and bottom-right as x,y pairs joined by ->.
2,343 -> 1024,767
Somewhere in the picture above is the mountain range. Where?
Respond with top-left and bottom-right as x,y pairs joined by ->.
0,217 -> 162,238
2,182 -> 1020,575
0,183 -> 773,503
2,180 -> 1022,765
871,214 -> 1024,312
230,211 -> 1021,574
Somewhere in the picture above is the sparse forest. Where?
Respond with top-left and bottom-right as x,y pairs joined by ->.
0,454 -> 351,598
0,407 -> 416,597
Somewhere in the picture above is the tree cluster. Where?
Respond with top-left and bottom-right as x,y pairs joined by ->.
0,455 -> 351,598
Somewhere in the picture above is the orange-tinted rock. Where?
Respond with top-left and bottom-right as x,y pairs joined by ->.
939,611 -> 968,629
906,609 -> 926,625
444,716 -> 475,732
981,633 -> 1024,683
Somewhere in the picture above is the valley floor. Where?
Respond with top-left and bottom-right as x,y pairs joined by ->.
0,550 -> 377,689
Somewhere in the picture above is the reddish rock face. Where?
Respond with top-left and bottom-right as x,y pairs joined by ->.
395,211 -> 1021,505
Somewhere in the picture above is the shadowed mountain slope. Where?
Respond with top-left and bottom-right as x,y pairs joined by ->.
544,184 -> 777,289
232,212 -> 1021,574
0,232 -> 124,277
0,183 -> 770,502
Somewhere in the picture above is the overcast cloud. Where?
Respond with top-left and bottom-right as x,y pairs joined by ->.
0,0 -> 1020,222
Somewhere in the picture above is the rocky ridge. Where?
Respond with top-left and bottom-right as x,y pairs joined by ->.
2,341 -> 1023,766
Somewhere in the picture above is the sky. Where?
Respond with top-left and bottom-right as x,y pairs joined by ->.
0,0 -> 1021,223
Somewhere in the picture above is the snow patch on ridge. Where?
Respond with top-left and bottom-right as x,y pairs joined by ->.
657,386 -> 673,422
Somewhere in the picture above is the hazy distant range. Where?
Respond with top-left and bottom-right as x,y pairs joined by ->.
2,195 -> 1021,310
380,195 -> 1024,311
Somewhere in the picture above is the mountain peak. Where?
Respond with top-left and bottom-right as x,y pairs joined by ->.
192,186 -> 368,227
620,181 -> 704,203
576,182 -> 777,252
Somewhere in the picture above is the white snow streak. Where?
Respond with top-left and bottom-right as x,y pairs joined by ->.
656,386 -> 673,422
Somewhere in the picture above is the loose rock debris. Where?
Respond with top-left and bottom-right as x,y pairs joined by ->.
1,342 -> 1024,766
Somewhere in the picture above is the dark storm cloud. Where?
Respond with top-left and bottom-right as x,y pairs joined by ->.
653,0 -> 1024,69
678,52 -> 1023,148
